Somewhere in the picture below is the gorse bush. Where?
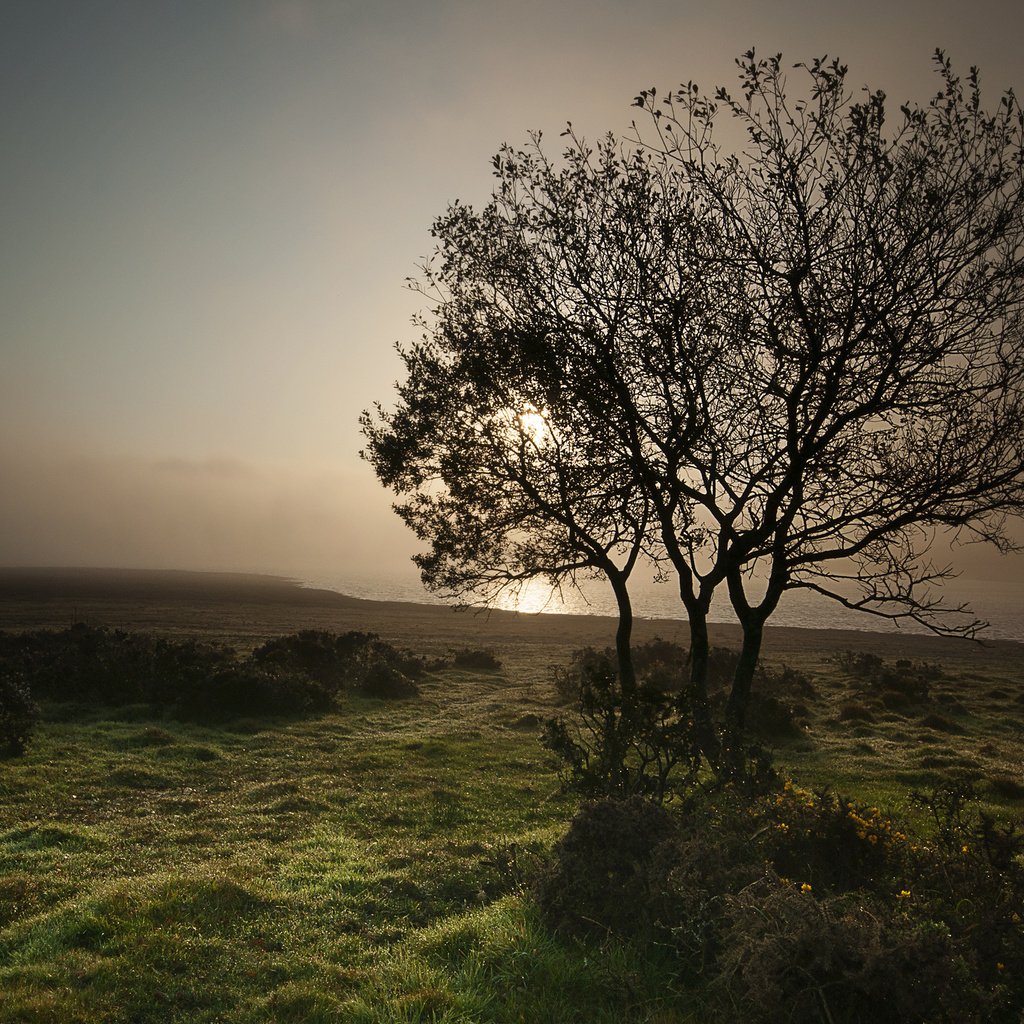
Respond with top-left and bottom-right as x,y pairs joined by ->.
534,797 -> 677,939
539,779 -> 1024,1022
543,647 -> 700,802
451,648 -> 502,671
544,642 -> 806,801
358,661 -> 419,699
253,629 -> 425,692
764,782 -> 911,895
831,649 -> 938,704
0,625 -> 232,705
0,670 -> 40,755
173,663 -> 336,721
251,629 -> 356,686
0,625 -> 429,720
717,875 -> 977,1024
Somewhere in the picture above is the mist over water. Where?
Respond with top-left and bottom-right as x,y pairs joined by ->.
302,569 -> 1024,643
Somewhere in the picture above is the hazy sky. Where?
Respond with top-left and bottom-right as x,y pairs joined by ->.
2,0 -> 1023,587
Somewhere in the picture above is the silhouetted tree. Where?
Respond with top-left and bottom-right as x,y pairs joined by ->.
360,270 -> 654,689
630,51 -> 1024,749
364,50 -> 1024,765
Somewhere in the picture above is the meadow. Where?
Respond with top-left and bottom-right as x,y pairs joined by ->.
1,570 -> 1022,1022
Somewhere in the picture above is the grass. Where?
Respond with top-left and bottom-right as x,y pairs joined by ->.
0,667 -> 697,1023
1,633 -> 1022,1021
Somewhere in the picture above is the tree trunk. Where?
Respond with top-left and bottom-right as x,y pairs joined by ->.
609,572 -> 636,695
687,608 -> 720,766
726,616 -> 764,736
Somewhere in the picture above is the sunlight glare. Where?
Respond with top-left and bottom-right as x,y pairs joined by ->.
493,577 -> 566,614
515,403 -> 551,444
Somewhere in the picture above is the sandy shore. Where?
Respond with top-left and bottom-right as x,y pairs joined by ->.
0,567 -> 1019,680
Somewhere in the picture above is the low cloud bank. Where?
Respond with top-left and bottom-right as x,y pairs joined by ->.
0,446 -> 415,579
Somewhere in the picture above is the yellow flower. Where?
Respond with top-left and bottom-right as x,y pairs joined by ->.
997,962 -> 1005,971
897,890 -> 911,899
801,882 -> 813,893
961,844 -> 970,854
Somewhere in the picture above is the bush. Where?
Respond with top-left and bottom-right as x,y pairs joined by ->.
451,648 -> 502,671
763,783 -> 910,895
252,629 -> 355,687
745,691 -> 804,739
0,624 -> 150,703
537,774 -> 1024,1021
545,642 -> 795,801
0,626 -> 427,721
174,663 -> 336,721
717,875 -> 983,1024
358,662 -> 419,699
253,630 -> 425,690
552,645 -> 617,704
0,625 -> 233,706
543,648 -> 700,802
530,746 -> 1024,1021
831,649 -> 936,703
535,797 -> 677,939
0,671 -> 40,755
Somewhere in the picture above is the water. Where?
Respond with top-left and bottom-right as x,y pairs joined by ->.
300,567 -> 1024,644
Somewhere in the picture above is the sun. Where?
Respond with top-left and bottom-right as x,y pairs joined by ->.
514,403 -> 551,444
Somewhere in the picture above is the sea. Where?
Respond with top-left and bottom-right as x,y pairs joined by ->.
299,568 -> 1024,644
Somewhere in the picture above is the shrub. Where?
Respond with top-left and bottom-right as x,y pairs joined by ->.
831,649 -> 936,703
451,648 -> 502,671
545,642 -> 795,801
143,637 -> 235,704
644,792 -> 769,971
174,663 -> 335,721
543,648 -> 700,802
535,797 -> 677,939
551,646 -> 614,704
0,624 -> 148,703
716,875 -> 984,1024
763,783 -> 910,896
536,767 -> 1024,1021
252,629 -> 354,687
0,626 -> 428,720
0,625 -> 232,706
253,629 -> 428,688
358,662 -> 419,699
745,692 -> 804,739
0,671 -> 40,755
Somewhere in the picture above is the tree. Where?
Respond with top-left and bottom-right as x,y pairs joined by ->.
359,195 -> 656,689
630,52 -> 1024,747
363,51 -> 1024,766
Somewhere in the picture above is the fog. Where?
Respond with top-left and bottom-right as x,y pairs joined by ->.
0,444 -> 417,580
2,0 -> 1022,592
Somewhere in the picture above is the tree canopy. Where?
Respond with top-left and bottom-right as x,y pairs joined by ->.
362,50 -> 1024,758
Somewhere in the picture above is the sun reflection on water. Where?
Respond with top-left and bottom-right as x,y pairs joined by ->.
492,578 -> 574,614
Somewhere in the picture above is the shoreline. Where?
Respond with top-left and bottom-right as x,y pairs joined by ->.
0,566 -> 1020,679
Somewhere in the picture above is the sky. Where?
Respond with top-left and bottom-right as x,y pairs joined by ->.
2,0 -> 1023,590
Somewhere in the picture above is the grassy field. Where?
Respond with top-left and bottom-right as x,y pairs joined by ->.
1,570 -> 1022,1022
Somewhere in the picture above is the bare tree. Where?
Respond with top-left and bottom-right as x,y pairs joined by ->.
364,50 -> 1024,766
630,51 -> 1024,745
